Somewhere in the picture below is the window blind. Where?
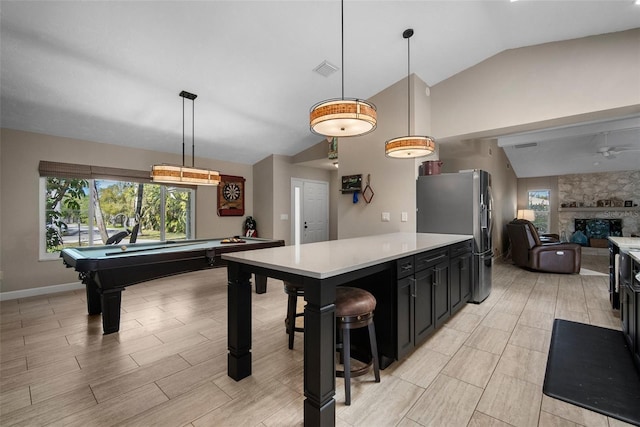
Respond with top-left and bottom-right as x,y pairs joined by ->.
38,161 -> 194,188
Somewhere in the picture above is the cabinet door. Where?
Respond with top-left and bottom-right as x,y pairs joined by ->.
397,276 -> 415,360
622,284 -> 632,348
433,260 -> 450,328
451,252 -> 472,314
634,288 -> 640,370
414,268 -> 435,344
609,243 -> 619,309
460,252 -> 472,303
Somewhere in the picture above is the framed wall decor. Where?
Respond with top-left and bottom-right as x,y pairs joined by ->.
217,174 -> 245,216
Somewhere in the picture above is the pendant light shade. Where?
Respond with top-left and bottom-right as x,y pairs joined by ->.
151,164 -> 220,185
311,98 -> 376,137
309,0 -> 377,138
385,29 -> 436,158
152,91 -> 220,186
385,136 -> 435,158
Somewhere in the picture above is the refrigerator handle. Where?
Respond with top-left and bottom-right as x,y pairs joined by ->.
487,185 -> 494,235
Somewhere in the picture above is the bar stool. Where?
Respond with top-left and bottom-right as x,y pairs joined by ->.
284,281 -> 304,349
335,286 -> 380,405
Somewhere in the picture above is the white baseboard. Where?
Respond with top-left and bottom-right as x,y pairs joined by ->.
0,281 -> 84,301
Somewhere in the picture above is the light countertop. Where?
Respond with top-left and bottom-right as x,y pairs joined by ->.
608,237 -> 640,251
222,232 -> 472,279
629,250 -> 640,264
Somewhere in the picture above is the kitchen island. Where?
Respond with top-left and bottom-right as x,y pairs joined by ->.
619,247 -> 640,371
223,232 -> 474,427
608,237 -> 640,309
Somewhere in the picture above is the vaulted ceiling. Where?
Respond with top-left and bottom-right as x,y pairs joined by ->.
1,1 -> 638,177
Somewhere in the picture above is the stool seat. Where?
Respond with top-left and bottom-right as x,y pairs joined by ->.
335,287 -> 376,318
335,286 -> 380,406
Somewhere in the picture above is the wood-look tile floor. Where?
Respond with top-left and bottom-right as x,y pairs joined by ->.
0,257 -> 632,427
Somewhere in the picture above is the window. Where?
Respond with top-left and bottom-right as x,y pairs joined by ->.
527,189 -> 550,233
39,162 -> 195,259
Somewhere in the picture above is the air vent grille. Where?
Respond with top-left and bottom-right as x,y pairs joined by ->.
313,60 -> 339,77
514,142 -> 538,149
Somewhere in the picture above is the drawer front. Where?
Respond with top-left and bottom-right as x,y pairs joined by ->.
397,256 -> 415,279
416,248 -> 448,271
450,240 -> 472,258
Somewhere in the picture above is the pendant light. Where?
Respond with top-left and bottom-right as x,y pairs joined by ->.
309,0 -> 377,137
151,91 -> 221,186
385,29 -> 436,158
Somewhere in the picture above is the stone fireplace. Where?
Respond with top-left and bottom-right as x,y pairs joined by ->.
557,171 -> 640,243
572,218 -> 622,247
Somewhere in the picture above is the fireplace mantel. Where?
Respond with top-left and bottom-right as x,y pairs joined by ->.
559,207 -> 639,213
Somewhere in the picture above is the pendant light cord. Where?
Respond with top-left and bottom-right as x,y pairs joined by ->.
182,95 -> 185,167
192,97 -> 195,167
341,0 -> 344,100
407,33 -> 411,135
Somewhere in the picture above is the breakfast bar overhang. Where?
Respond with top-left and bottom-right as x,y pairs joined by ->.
223,232 -> 473,426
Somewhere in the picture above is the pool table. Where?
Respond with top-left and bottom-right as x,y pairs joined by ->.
60,236 -> 285,334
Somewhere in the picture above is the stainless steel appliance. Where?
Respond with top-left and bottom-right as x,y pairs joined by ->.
417,169 -> 493,303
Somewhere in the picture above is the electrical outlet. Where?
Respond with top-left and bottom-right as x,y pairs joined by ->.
280,214 -> 288,220
382,212 -> 390,222
401,212 -> 408,222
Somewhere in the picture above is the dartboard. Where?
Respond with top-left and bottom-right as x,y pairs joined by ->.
223,182 -> 241,201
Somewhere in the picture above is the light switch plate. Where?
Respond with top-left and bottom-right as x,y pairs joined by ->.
401,212 -> 408,222
382,212 -> 390,222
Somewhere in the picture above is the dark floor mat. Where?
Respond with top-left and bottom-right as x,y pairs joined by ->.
543,319 -> 640,425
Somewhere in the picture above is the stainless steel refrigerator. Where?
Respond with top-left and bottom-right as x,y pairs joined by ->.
417,170 -> 493,303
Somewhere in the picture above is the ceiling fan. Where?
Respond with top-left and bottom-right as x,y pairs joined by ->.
596,146 -> 640,159
595,132 -> 640,159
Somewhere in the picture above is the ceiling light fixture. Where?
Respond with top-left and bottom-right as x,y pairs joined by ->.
385,29 -> 436,158
309,0 -> 377,137
151,91 -> 220,186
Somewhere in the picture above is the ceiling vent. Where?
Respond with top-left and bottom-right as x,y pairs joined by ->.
313,60 -> 339,77
514,142 -> 538,149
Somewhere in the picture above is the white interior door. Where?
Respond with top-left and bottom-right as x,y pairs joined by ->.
291,179 -> 329,244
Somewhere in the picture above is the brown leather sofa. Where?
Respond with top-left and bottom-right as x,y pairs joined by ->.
506,219 -> 581,274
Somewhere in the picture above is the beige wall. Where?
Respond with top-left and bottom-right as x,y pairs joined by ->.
439,139 -> 518,258
252,153 -> 334,244
431,29 -> 640,140
336,75 -> 426,238
252,155 -> 274,239
3,30 -> 639,296
0,128 -> 253,293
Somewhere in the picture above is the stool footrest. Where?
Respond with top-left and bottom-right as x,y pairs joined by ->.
336,361 -> 373,378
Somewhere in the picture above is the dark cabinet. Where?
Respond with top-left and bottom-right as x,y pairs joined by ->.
432,259 -> 450,329
634,284 -> 640,370
631,258 -> 640,371
609,242 -> 619,309
396,247 -> 450,360
450,241 -> 472,315
622,254 -> 640,372
414,266 -> 436,342
621,282 -> 635,350
396,274 -> 414,359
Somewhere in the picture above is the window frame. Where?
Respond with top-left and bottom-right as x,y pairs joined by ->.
39,175 -> 196,261
527,188 -> 551,233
